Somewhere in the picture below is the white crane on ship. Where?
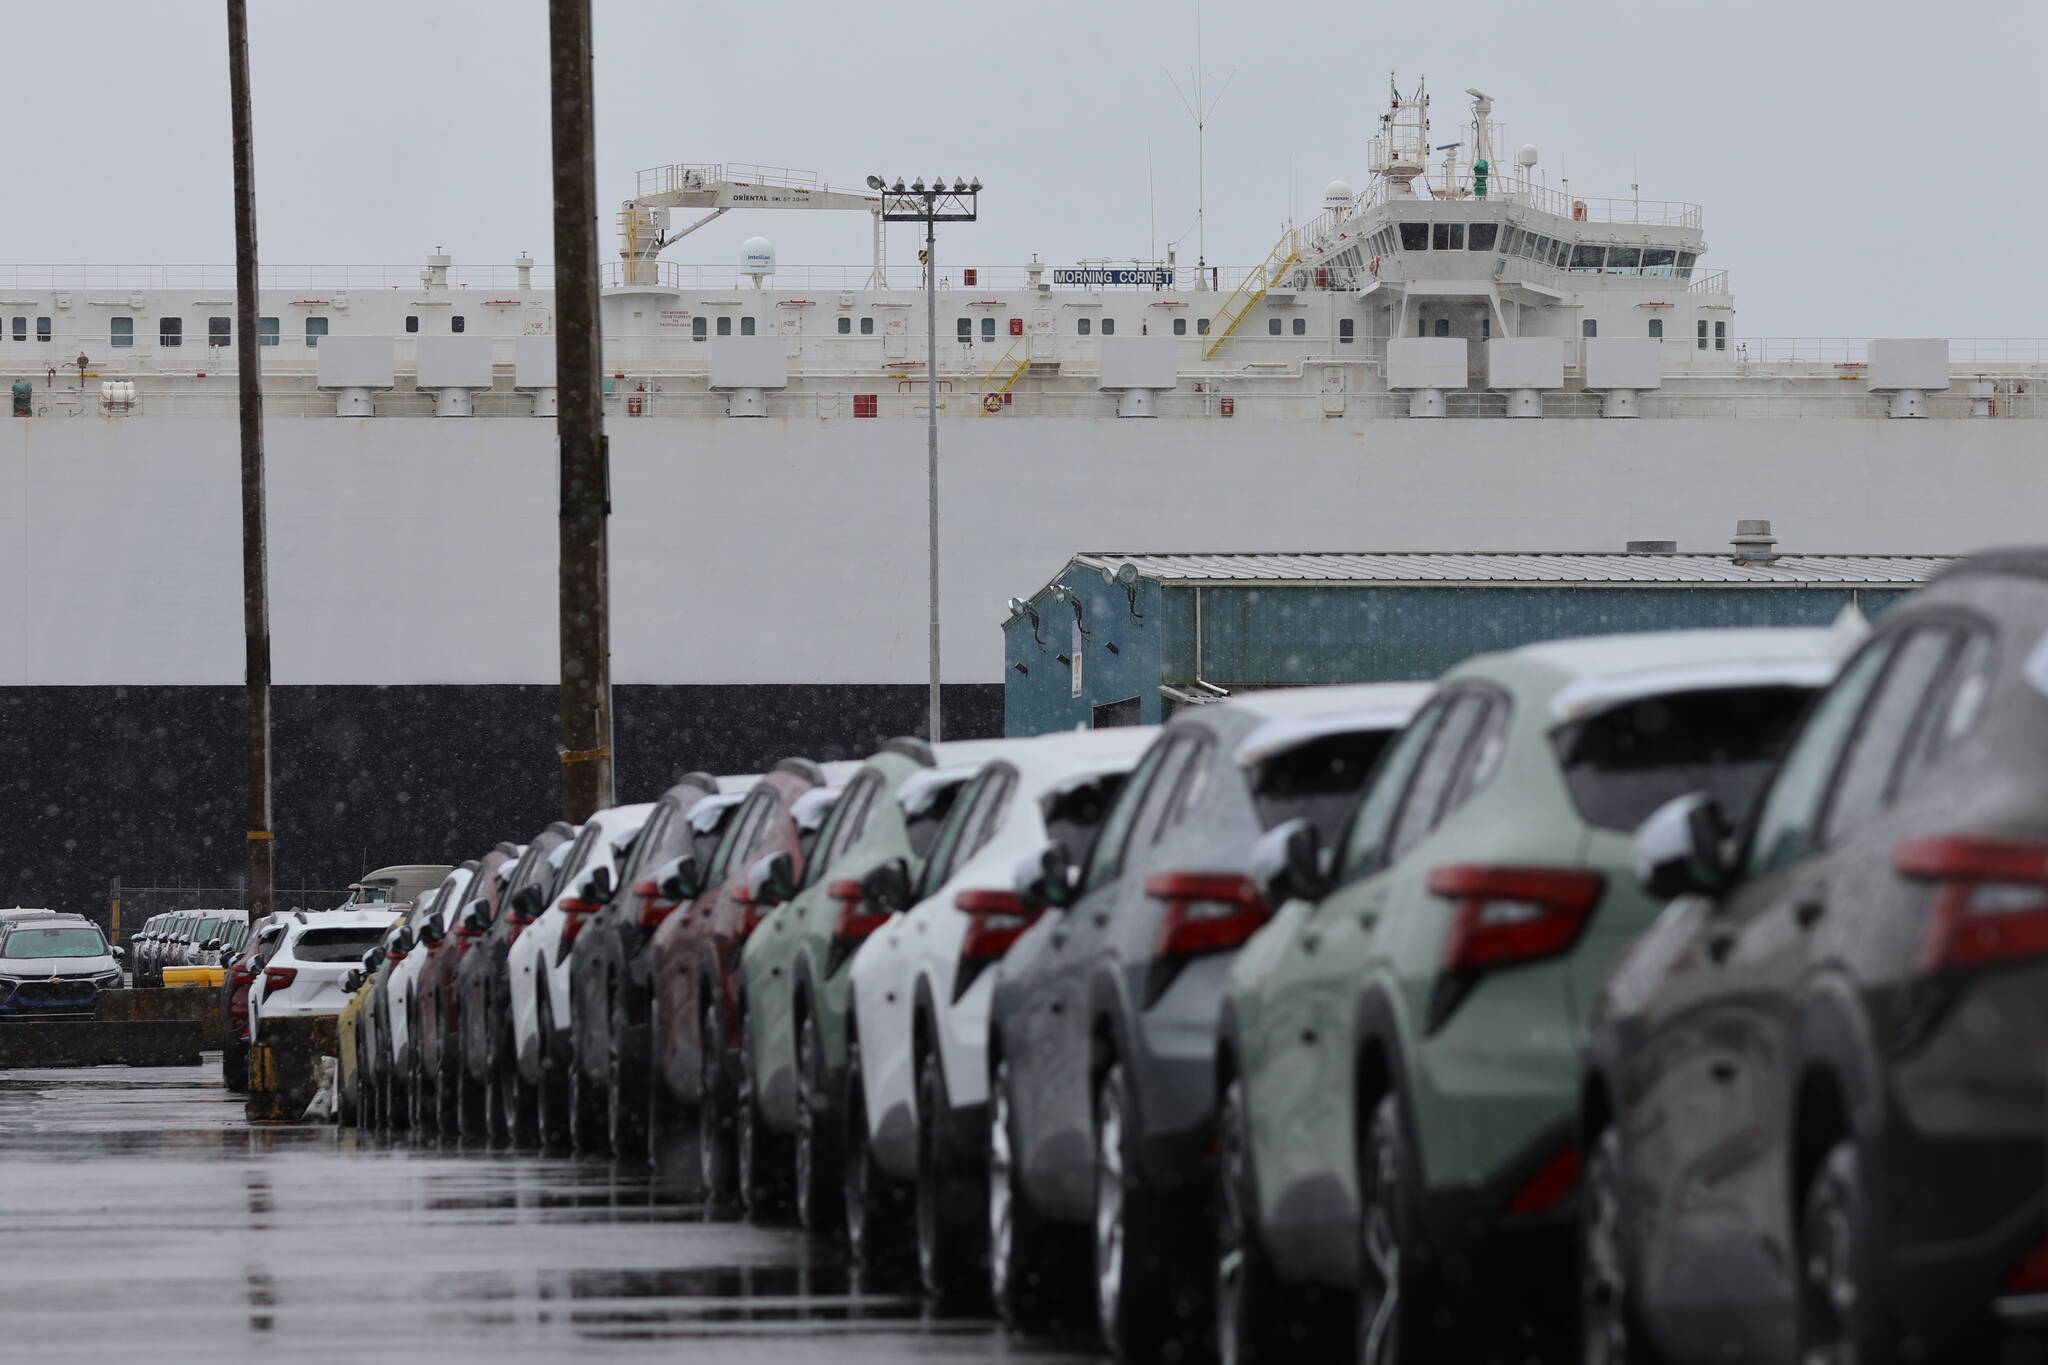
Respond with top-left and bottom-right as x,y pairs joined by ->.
617,163 -> 886,288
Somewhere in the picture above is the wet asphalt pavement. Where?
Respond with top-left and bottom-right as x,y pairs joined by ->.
0,1057 -> 1106,1364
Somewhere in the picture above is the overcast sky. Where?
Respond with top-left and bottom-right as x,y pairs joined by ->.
14,0 -> 2043,338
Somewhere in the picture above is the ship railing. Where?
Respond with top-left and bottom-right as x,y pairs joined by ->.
597,260 -> 1265,293
1345,176 -> 1703,228
633,162 -> 825,199
0,263 -> 558,291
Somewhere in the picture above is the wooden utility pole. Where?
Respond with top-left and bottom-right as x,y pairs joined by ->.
226,0 -> 275,920
548,0 -> 615,821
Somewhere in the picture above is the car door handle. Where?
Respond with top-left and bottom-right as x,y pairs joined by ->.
1356,912 -> 1379,932
1301,932 -> 1321,954
1707,929 -> 1736,965
1050,930 -> 1069,949
1049,1000 -> 1065,1016
1092,913 -> 1109,928
1709,1060 -> 1737,1084
1795,899 -> 1826,930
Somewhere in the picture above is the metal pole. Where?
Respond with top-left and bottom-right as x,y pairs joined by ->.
548,0 -> 615,821
226,0 -> 274,924
924,215 -> 942,742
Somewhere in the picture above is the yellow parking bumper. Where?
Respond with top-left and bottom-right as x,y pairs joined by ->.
161,966 -> 226,989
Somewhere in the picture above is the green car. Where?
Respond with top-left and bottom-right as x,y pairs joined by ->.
737,737 -> 1007,1230
1214,626 -> 1853,1363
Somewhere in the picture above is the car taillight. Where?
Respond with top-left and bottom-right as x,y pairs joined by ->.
2006,1235 -> 2048,1294
953,888 -> 1040,1001
1504,1144 -> 1581,1216
1425,864 -> 1605,1032
1896,835 -> 2048,971
558,898 -> 603,952
1142,871 -> 1268,1006
634,879 -> 680,933
826,879 -> 890,976
262,966 -> 297,993
734,889 -> 764,945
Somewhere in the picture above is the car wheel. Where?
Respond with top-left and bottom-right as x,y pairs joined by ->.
568,1036 -> 608,1157
699,999 -> 739,1205
1582,1124 -> 1660,1365
1798,1140 -> 1888,1365
915,1046 -> 986,1302
407,1045 -> 430,1136
458,1047 -> 486,1140
490,1000 -> 536,1149
607,993 -> 648,1163
647,994 -> 684,1169
738,1010 -> 792,1216
842,1032 -> 911,1276
534,989 -> 574,1152
1217,1075 -> 1287,1365
1094,1062 -> 1188,1360
795,1009 -> 840,1235
222,1028 -> 249,1093
990,1057 -> 1082,1331
436,1043 -> 460,1137
1357,1092 -> 1436,1365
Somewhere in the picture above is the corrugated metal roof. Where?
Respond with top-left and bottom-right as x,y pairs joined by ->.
1071,551 -> 1951,586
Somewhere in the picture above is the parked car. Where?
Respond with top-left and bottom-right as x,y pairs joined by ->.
347,865 -> 456,906
382,864 -> 479,1131
1215,626 -> 1849,1363
457,825 -> 577,1144
337,941 -> 387,1128
844,726 -> 1157,1292
134,912 -> 187,987
987,683 -> 1428,1352
221,918 -> 289,1091
412,845 -> 520,1135
353,906 -> 422,1129
246,908 -> 404,1045
1583,553 -> 2048,1364
646,760 -> 842,1201
0,915 -> 123,1019
564,773 -> 727,1156
504,807 -> 654,1149
739,739 -> 1006,1231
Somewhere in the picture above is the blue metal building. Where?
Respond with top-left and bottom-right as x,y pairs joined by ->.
1001,543 -> 1949,736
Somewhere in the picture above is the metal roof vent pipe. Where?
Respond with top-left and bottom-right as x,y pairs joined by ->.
1626,540 -> 1677,553
1730,520 -> 1779,563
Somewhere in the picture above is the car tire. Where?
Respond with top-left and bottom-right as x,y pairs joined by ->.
699,998 -> 740,1205
739,1010 -> 793,1217
1094,1062 -> 1195,1360
489,998 -> 536,1150
1356,1091 -> 1438,1365
222,1028 -> 249,1093
647,994 -> 685,1170
458,1049 -> 487,1141
794,1008 -> 840,1235
607,994 -> 648,1164
1581,1124 -> 1662,1365
534,988 -> 573,1153
408,1045 -> 430,1136
990,1057 -> 1083,1332
1798,1139 -> 1891,1365
568,1036 -> 608,1157
1217,1075 -> 1290,1365
842,1031 -> 912,1277
916,1046 -> 986,1302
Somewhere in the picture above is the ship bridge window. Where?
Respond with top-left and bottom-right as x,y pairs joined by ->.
1467,223 -> 1498,251
1077,317 -> 1091,336
305,317 -> 327,347
860,316 -> 874,335
716,316 -> 731,336
1606,247 -> 1642,276
1339,318 -> 1354,343
1292,317 -> 1306,336
258,317 -> 279,346
693,317 -> 707,339
1399,222 -> 1429,252
740,316 -> 755,336
957,317 -> 971,342
1570,245 -> 1606,273
1549,239 -> 1570,268
981,316 -> 996,342
1101,317 -> 1115,336
1432,223 -> 1463,251
1675,252 -> 1697,279
1502,227 -> 1522,256
160,317 -> 182,348
1642,248 -> 1676,276
1649,318 -> 1664,339
404,315 -> 419,333
837,316 -> 851,334
1268,317 -> 1282,336
10,318 -> 23,342
208,317 -> 229,347
450,315 -> 466,333
1173,317 -> 1187,336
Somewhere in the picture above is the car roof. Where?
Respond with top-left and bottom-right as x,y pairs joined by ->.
1461,625 -> 1860,723
1227,683 -> 1435,768
285,909 -> 402,937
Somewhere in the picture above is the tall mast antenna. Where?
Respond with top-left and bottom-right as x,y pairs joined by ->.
1167,6 -> 1232,290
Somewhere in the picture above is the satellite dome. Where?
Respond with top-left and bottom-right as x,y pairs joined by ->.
1322,180 -> 1355,211
740,236 -> 776,277
1516,144 -> 1539,169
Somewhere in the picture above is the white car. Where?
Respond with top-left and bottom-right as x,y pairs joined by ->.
844,725 -> 1158,1280
506,803 -> 653,1143
246,907 -> 404,1042
385,864 -> 478,1092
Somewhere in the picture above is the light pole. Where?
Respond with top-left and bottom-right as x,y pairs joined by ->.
869,175 -> 981,743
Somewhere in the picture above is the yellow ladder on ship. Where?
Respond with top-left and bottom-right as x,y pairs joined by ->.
977,337 -> 1030,416
1201,229 -> 1301,362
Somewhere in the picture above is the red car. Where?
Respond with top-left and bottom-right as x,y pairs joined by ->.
648,759 -> 831,1202
411,843 -> 519,1134
220,917 -> 287,1091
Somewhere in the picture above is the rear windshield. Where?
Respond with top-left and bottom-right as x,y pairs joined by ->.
192,917 -> 224,942
1252,730 -> 1397,841
904,778 -> 969,861
4,926 -> 107,959
1043,772 -> 1131,868
1552,685 -> 1813,833
292,928 -> 389,963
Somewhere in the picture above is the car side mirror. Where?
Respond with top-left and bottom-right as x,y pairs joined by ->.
579,865 -> 615,903
416,916 -> 446,946
342,969 -> 364,994
203,938 -> 223,952
1635,793 -> 1733,901
1249,818 -> 1332,909
862,858 -> 913,914
655,853 -> 704,903
747,851 -> 798,910
110,945 -> 126,961
510,883 -> 546,918
460,898 -> 493,934
1014,841 -> 1079,912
